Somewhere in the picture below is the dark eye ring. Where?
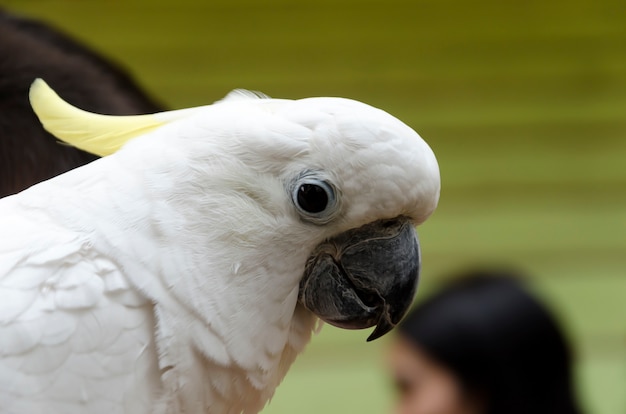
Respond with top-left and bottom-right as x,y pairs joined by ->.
291,178 -> 338,221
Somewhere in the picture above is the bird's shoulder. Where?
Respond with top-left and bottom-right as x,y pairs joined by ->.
0,197 -> 158,413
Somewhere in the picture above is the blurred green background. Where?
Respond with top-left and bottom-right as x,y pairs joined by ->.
3,0 -> 624,412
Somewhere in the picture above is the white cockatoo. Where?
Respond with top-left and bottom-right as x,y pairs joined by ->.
0,80 -> 440,414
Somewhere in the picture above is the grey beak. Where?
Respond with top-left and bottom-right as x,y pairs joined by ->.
298,217 -> 420,341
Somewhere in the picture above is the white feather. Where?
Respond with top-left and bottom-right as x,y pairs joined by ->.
216,89 -> 271,103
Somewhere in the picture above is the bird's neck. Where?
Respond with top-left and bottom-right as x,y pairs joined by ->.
37,154 -> 320,413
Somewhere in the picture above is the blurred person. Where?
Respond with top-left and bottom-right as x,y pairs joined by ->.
0,9 -> 163,197
387,269 -> 583,414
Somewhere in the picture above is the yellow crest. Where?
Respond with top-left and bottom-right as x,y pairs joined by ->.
29,79 -> 165,156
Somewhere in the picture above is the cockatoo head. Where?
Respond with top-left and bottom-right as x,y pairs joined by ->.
29,80 -> 440,342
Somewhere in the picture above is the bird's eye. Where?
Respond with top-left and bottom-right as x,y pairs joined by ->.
297,183 -> 329,213
291,176 -> 338,223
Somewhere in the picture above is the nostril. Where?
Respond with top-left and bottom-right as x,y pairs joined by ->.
381,219 -> 398,229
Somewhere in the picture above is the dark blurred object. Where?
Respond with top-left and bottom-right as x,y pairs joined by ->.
0,9 -> 164,197
398,270 -> 582,414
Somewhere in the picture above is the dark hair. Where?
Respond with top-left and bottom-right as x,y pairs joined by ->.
399,269 -> 583,414
0,9 -> 164,197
